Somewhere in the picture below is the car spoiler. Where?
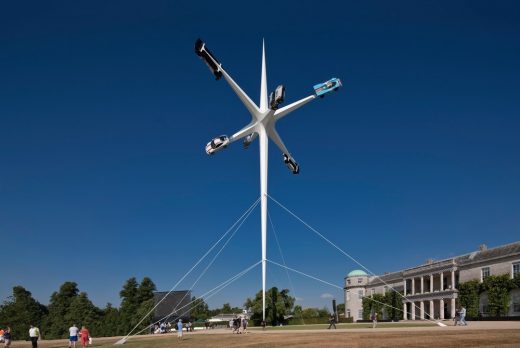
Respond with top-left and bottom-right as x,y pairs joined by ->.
195,38 -> 223,80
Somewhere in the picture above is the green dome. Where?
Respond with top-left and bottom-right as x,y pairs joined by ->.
347,270 -> 368,277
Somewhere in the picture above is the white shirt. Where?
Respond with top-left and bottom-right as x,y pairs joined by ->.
29,327 -> 39,337
69,326 -> 79,336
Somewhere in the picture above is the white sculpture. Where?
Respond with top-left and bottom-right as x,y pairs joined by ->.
195,38 -> 341,321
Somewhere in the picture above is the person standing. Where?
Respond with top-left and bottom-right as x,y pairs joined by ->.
176,319 -> 183,340
28,325 -> 40,348
3,327 -> 11,348
79,326 -> 89,348
242,317 -> 248,334
68,324 -> 79,348
459,306 -> 467,326
371,312 -> 378,328
327,313 -> 337,329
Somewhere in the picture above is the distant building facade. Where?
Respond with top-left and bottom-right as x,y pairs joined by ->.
344,242 -> 520,322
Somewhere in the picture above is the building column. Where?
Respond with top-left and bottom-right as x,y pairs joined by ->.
412,278 -> 415,295
403,302 -> 407,320
440,272 -> 444,291
440,299 -> 444,319
420,276 -> 424,294
451,270 -> 456,289
420,301 -> 425,320
451,298 -> 456,319
404,279 -> 407,295
430,274 -> 434,293
429,300 -> 434,320
411,302 -> 416,320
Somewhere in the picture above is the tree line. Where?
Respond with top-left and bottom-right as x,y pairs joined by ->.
1,277 -> 339,340
0,277 -> 157,340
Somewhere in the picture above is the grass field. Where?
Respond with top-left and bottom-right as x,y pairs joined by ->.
8,322 -> 520,348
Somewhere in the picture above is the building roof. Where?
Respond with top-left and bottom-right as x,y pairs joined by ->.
153,290 -> 192,322
347,270 -> 368,277
456,241 -> 520,265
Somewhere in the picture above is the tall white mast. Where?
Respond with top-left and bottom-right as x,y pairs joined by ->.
259,40 -> 268,321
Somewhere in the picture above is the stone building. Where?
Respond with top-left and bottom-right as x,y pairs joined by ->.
344,241 -> 520,322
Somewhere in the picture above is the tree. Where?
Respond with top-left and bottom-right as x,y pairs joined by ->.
221,303 -> 232,313
135,277 -> 156,333
0,286 -> 47,340
189,296 -> 209,320
98,303 -> 120,337
362,294 -> 385,320
482,275 -> 512,317
45,282 -> 80,339
336,303 -> 345,316
384,291 -> 403,321
136,277 -> 156,304
244,287 -> 295,326
118,277 -> 139,334
458,280 -> 481,318
65,292 -> 102,334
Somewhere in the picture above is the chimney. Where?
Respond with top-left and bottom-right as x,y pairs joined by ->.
479,244 -> 488,251
426,258 -> 434,265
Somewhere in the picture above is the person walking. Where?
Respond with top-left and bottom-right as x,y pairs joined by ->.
459,306 -> 467,326
28,325 -> 41,348
371,312 -> 378,328
176,319 -> 183,340
68,324 -> 79,348
3,327 -> 11,348
327,313 -> 337,329
242,317 -> 248,334
79,326 -> 90,348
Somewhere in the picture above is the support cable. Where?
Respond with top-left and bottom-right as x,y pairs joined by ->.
164,199 -> 260,322
268,259 -> 444,327
129,260 -> 261,338
268,212 -> 305,325
267,194 -> 446,327
117,197 -> 261,344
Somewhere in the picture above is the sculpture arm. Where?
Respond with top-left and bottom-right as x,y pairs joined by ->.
229,123 -> 258,143
274,95 -> 316,121
267,126 -> 291,156
219,69 -> 261,118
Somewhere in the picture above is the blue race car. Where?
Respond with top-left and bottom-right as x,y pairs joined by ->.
313,78 -> 342,97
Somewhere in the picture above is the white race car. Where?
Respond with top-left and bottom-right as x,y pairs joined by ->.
205,135 -> 229,155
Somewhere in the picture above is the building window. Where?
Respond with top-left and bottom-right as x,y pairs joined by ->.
346,310 -> 351,318
371,288 -> 375,295
347,279 -> 351,285
482,304 -> 490,314
358,289 -> 364,300
346,291 -> 350,301
481,267 -> 490,281
358,309 -> 363,319
513,263 -> 520,278
357,278 -> 363,284
512,290 -> 520,313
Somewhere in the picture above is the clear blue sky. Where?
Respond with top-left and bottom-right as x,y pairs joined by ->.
1,1 -> 519,311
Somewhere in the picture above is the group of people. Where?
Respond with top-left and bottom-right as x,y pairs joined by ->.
454,306 -> 468,326
67,324 -> 91,348
229,316 -> 248,334
151,319 -> 186,340
0,324 -> 91,348
0,327 -> 12,347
